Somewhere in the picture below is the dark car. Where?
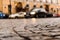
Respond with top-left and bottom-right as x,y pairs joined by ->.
0,12 -> 9,19
25,8 -> 53,18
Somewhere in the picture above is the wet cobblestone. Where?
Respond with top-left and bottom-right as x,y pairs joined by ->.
0,18 -> 60,40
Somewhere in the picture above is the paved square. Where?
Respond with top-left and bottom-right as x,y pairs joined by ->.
0,18 -> 60,40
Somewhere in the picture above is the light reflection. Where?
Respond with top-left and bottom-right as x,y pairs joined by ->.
31,18 -> 36,24
24,19 -> 27,24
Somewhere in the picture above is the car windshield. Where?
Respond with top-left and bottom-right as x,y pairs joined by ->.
32,8 -> 47,12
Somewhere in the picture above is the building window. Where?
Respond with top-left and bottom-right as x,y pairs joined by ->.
58,0 -> 60,4
28,0 -> 33,2
33,5 -> 36,8
42,0 -> 46,3
26,0 -> 28,1
52,0 -> 57,4
45,0 -> 51,3
36,0 -> 40,2
40,0 -> 42,3
47,0 -> 51,3
33,0 -> 36,2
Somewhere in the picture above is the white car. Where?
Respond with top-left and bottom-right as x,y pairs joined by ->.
9,12 -> 26,18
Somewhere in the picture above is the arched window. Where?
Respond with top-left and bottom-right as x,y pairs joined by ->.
33,5 -> 36,8
40,6 -> 43,8
51,8 -> 53,11
40,0 -> 42,3
15,2 -> 23,12
24,4 -> 29,12
36,0 -> 40,2
42,0 -> 46,3
47,0 -> 51,3
33,0 -> 36,2
26,0 -> 28,1
52,0 -> 57,4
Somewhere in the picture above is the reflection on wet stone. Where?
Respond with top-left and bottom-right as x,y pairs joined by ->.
2,35 -> 13,38
0,39 -> 2,40
23,24 -> 60,40
1,19 -> 60,40
13,27 -> 31,40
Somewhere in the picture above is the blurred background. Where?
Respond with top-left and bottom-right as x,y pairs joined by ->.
0,0 -> 60,14
0,0 -> 60,18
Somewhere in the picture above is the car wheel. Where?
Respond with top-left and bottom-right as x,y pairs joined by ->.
15,16 -> 19,19
44,15 -> 47,18
35,15 -> 39,18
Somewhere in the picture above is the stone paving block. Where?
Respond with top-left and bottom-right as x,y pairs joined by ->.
0,18 -> 60,40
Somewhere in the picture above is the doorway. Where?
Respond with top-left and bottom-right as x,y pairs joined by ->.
15,2 -> 23,13
45,4 -> 49,12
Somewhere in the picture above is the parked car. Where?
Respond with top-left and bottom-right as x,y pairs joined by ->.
0,12 -> 9,19
9,12 -> 26,18
52,13 -> 57,17
56,14 -> 60,17
25,8 -> 53,18
52,13 -> 60,17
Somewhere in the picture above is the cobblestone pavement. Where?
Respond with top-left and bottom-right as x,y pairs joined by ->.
0,18 -> 60,40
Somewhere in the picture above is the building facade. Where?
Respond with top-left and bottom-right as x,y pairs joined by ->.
0,0 -> 60,14
0,0 -> 3,12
